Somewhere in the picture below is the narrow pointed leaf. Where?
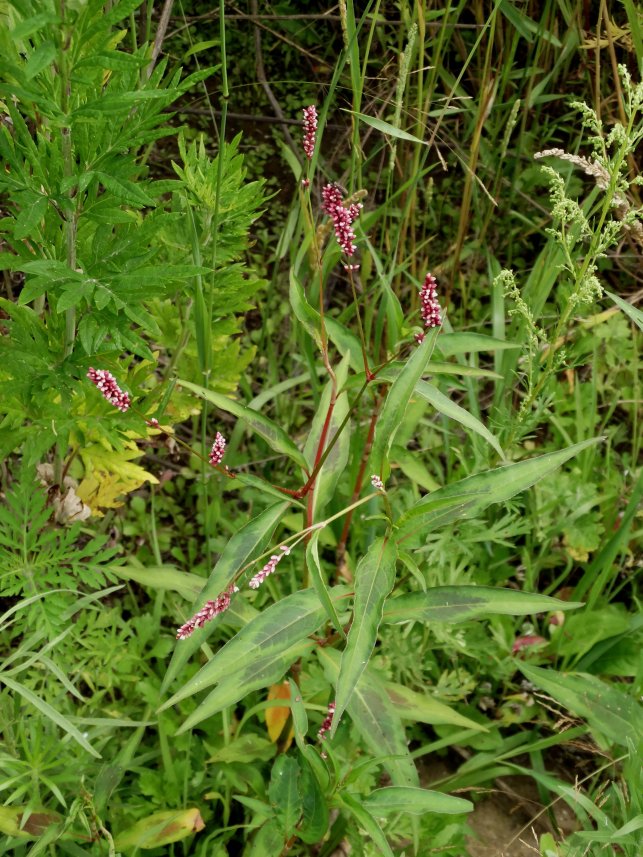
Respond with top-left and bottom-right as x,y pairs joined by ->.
179,380 -> 309,470
333,538 -> 397,734
319,648 -> 417,787
384,680 -> 488,731
519,664 -> 643,748
370,329 -> 438,477
435,332 -> 520,356
605,290 -> 643,332
395,438 -> 601,546
306,531 -> 346,638
162,502 -> 288,693
363,787 -> 473,816
164,588 -> 348,710
349,110 -> 428,145
413,379 -> 503,457
304,355 -> 351,520
177,640 -> 313,732
383,586 -> 582,625
338,793 -> 395,857
298,757 -> 329,844
269,755 -> 302,838
0,675 -> 100,758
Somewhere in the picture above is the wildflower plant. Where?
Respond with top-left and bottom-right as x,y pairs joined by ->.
158,93 -> 601,853
499,66 -> 643,424
1,5 -> 639,855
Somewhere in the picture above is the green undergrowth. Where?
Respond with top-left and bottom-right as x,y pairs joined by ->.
0,2 -> 641,856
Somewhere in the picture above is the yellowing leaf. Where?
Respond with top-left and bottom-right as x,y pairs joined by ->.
266,680 -> 294,748
114,808 -> 204,849
77,441 -> 158,516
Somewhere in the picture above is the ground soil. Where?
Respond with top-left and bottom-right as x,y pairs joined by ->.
421,757 -> 579,857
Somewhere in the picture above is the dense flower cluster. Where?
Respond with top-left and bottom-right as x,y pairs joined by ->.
321,183 -> 362,257
317,701 -> 336,740
415,272 -> 442,343
209,432 -> 226,467
248,544 -> 291,589
87,368 -> 131,412
176,584 -> 239,640
302,105 -> 317,159
370,474 -> 385,491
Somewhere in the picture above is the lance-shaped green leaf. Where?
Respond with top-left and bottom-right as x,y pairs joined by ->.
383,586 -> 582,625
289,271 -> 363,371
435,332 -> 520,357
383,680 -> 488,731
269,755 -> 302,839
298,756 -> 329,844
605,290 -> 643,332
338,793 -> 395,857
332,538 -> 397,735
413,379 -> 503,457
370,328 -> 438,477
0,675 -> 100,758
289,270 -> 321,347
177,640 -> 314,733
304,354 -> 351,521
378,361 -> 501,380
306,531 -> 346,639
395,438 -> 601,546
318,648 -> 417,787
163,588 -> 348,710
113,564 -> 204,600
178,380 -> 308,471
363,787 -> 473,817
519,664 -> 643,748
348,110 -> 427,145
162,502 -> 288,693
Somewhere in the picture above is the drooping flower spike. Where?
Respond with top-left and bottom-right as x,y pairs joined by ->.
302,105 -> 317,160
322,183 -> 362,257
209,432 -> 226,467
176,584 -> 238,640
87,368 -> 131,412
248,544 -> 291,589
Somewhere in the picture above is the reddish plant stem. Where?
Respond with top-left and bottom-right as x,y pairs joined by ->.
305,385 -> 337,530
336,393 -> 382,563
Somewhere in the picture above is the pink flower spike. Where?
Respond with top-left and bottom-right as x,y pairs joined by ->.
87,368 -> 131,412
322,183 -> 362,257
248,545 -> 291,590
302,105 -> 318,159
418,272 -> 442,331
318,701 -> 336,741
209,432 -> 226,467
176,584 -> 238,640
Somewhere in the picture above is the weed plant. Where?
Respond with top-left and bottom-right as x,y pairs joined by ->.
0,2 -> 641,856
